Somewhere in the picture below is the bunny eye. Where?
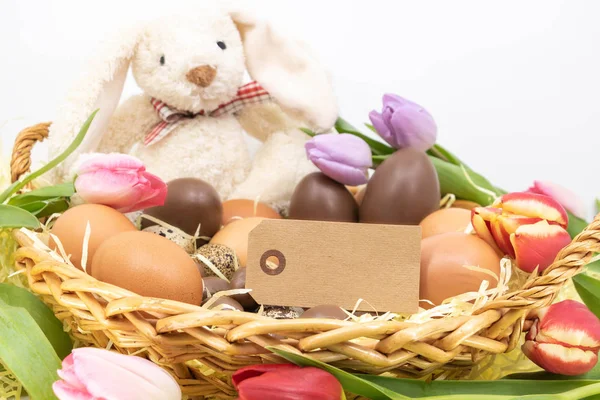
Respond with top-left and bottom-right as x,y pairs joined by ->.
217,41 -> 226,50
160,55 -> 165,65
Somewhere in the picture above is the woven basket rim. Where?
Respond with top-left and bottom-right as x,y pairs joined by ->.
9,122 -> 600,398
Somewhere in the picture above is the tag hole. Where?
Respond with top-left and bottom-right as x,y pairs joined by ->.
260,250 -> 286,276
265,256 -> 280,270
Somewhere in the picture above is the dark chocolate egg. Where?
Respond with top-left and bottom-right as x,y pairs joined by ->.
359,148 -> 440,225
142,178 -> 223,244
300,305 -> 348,320
203,276 -> 231,296
229,268 -> 259,311
289,172 -> 358,222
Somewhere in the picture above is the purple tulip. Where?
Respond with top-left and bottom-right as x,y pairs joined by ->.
369,94 -> 437,151
305,134 -> 372,186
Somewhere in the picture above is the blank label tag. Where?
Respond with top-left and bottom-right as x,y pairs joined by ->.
246,219 -> 420,313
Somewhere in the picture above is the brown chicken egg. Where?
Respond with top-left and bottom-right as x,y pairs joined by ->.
419,208 -> 472,239
50,204 -> 136,271
420,233 -> 501,307
90,231 -> 203,305
210,217 -> 265,267
451,200 -> 481,210
221,199 -> 281,225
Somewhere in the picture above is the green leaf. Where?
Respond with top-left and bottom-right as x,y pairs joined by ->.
268,347 -> 409,400
8,183 -> 75,207
586,260 -> 600,275
0,284 -> 72,359
596,199 -> 600,215
358,374 -> 600,398
428,157 -> 497,206
19,199 -> 69,218
335,118 -> 395,156
0,299 -> 61,400
0,110 -> 98,204
300,127 -> 317,137
572,273 -> 600,319
269,347 -> 600,400
0,205 -> 40,229
566,210 -> 589,239
427,144 -> 462,166
505,363 -> 600,381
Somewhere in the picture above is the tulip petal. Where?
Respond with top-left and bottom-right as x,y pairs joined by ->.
388,104 -> 437,151
70,348 -> 180,400
235,367 -> 342,400
522,341 -> 598,376
307,134 -> 373,168
52,380 -> 93,400
510,220 -> 572,273
311,157 -> 369,186
527,181 -> 587,220
535,300 -> 600,349
471,208 -> 503,256
369,110 -> 398,148
499,192 -> 569,228
232,364 -> 301,389
491,215 -> 544,258
77,153 -> 145,175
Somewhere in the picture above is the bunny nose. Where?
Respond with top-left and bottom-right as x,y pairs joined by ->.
186,65 -> 217,87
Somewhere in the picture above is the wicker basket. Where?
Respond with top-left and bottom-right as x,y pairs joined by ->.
9,123 -> 600,399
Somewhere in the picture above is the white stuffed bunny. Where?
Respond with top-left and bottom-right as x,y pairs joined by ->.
47,4 -> 337,208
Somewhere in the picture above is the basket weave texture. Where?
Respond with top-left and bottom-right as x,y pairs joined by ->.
9,123 -> 600,399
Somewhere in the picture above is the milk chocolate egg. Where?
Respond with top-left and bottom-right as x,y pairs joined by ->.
222,199 -> 281,225
300,305 -> 348,320
289,172 -> 358,222
360,148 -> 440,225
142,178 -> 222,244
203,276 -> 231,296
420,233 -> 501,307
90,231 -> 203,305
210,217 -> 264,267
229,268 -> 259,310
50,204 -> 136,271
419,208 -> 471,239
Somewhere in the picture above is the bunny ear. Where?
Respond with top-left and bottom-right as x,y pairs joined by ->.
48,24 -> 143,181
230,9 -> 338,133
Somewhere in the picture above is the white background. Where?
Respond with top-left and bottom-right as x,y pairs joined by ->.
2,0 -> 599,219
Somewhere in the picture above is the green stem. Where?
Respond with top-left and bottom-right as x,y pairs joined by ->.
0,110 -> 98,204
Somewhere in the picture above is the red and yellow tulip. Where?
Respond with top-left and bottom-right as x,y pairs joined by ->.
471,192 -> 571,273
523,300 -> 600,376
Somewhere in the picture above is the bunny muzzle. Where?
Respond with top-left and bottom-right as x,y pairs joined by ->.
186,65 -> 217,87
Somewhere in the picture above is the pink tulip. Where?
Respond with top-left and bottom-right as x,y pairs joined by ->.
53,348 -> 181,400
74,153 -> 167,213
526,181 -> 586,220
232,364 -> 343,400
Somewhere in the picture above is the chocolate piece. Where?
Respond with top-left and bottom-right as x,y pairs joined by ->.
208,296 -> 243,311
142,178 -> 223,245
203,276 -> 231,297
229,268 -> 259,311
194,243 -> 239,280
263,306 -> 304,319
289,172 -> 358,222
300,304 -> 348,320
359,148 -> 440,225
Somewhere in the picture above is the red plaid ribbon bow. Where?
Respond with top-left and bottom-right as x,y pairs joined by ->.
144,81 -> 273,146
